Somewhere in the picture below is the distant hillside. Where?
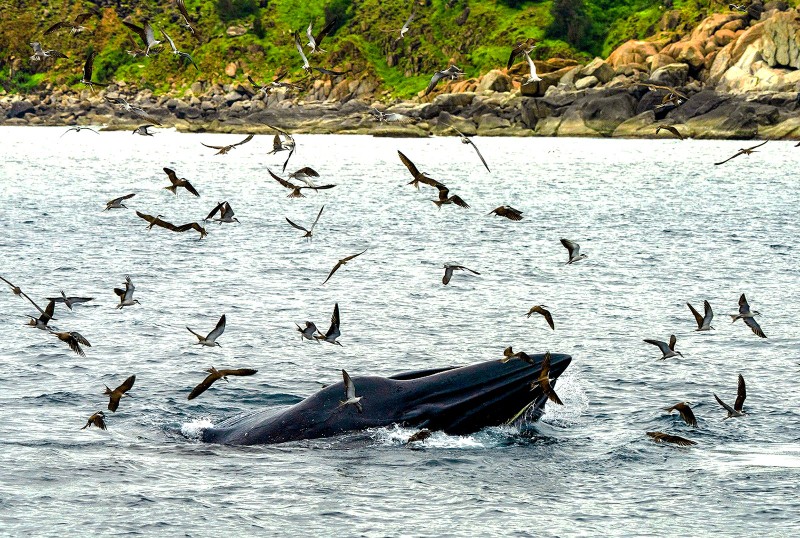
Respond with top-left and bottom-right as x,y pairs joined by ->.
1,1 -> 792,97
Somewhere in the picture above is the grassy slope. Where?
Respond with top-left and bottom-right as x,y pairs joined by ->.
1,1 -> 797,98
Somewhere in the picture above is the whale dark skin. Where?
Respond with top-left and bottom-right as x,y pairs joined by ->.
202,353 -> 571,445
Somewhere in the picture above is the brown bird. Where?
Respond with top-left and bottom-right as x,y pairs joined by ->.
531,351 -> 563,405
442,264 -> 480,285
81,411 -> 107,430
163,167 -> 200,196
174,222 -> 208,239
646,431 -> 697,446
323,249 -> 368,285
406,429 -> 432,445
433,184 -> 469,208
526,305 -> 554,330
730,293 -> 766,338
0,275 -> 25,297
633,82 -> 689,103
104,375 -> 136,412
507,37 -> 537,69
45,12 -> 97,35
664,402 -> 697,427
80,51 -> 109,93
488,205 -> 523,221
714,374 -> 747,419
27,299 -> 56,330
187,367 -> 258,400
714,140 -> 768,166
268,168 -> 335,198
501,346 -> 535,364
201,134 -> 254,155
655,125 -> 684,140
397,151 -> 442,189
50,330 -> 91,357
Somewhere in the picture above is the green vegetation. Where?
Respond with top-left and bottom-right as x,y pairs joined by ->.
0,0 -> 797,98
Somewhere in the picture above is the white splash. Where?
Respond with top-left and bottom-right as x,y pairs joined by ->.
181,418 -> 214,440
540,370 -> 589,427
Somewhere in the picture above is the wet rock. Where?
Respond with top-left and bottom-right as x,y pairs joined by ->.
612,111 -> 657,137
7,100 -> 35,118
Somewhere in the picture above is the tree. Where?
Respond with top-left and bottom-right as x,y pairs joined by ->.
547,0 -> 591,48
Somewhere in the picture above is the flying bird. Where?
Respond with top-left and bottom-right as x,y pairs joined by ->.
105,193 -> 136,211
161,28 -> 198,70
163,167 -> 200,196
114,276 -> 139,309
266,125 -> 296,172
448,124 -> 490,172
531,352 -> 563,405
268,169 -> 335,198
205,201 -> 240,224
105,96 -> 162,125
0,276 -> 26,297
104,375 -> 136,412
433,184 -> 469,208
27,299 -> 56,330
306,18 -> 336,53
187,314 -> 226,347
29,42 -> 67,62
488,206 -> 523,221
397,151 -> 442,189
176,0 -> 197,35
248,71 -> 302,95
323,249 -> 368,285
296,321 -> 319,342
44,12 -> 97,35
656,125 -> 684,140
287,167 -> 320,187
123,20 -> 161,56
424,65 -> 464,96
714,374 -> 747,419
687,300 -> 714,331
560,238 -> 587,264
132,125 -> 156,136
368,108 -> 414,124
442,264 -> 480,285
135,213 -> 207,239
46,291 -> 93,310
633,82 -> 689,105
643,335 -> 683,360
49,330 -> 91,357
173,222 -> 208,239
664,402 -> 697,427
61,126 -> 98,137
81,411 -> 107,430
507,38 -> 536,69
395,6 -> 416,43
314,303 -> 342,345
339,370 -> 363,413
294,31 -> 312,73
730,293 -> 766,338
187,366 -> 258,400
501,346 -> 535,364
286,205 -> 324,241
526,305 -> 554,330
80,51 -> 108,93
522,50 -> 541,84
201,134 -> 254,155
714,140 -> 768,166
646,431 -> 697,446
405,429 -> 432,445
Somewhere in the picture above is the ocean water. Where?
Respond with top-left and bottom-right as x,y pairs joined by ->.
1,127 -> 799,536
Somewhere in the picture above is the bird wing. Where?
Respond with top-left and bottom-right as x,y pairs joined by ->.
560,238 -> 580,259
273,69 -> 288,83
312,67 -> 348,76
182,180 -> 200,197
131,107 -> 162,126
75,12 -> 96,25
44,22 -> 69,35
738,293 -> 750,314
161,29 -> 177,52
207,314 -> 226,341
506,45 -> 520,70
714,150 -> 744,166
177,0 -> 192,23
144,22 -> 158,46
748,140 -> 768,151
646,432 -> 696,446
113,287 -> 126,297
19,291 -> 46,315
122,21 -> 146,43
540,308 -> 555,330
687,302 -> 704,329
83,51 -> 97,81
442,266 -> 454,285
206,201 -> 225,220
188,373 -> 218,400
323,261 -> 344,285
315,18 -> 336,46
294,31 -> 310,69
656,125 -> 683,140
668,334 -> 677,351
70,332 -> 91,346
282,148 -> 295,173
285,217 -> 310,233
342,248 -> 368,263
41,299 -> 56,322
269,168 -> 298,190
458,266 -> 480,275
186,326 -> 204,340
734,374 -> 746,411
217,368 -> 258,377
524,50 -> 538,79
397,150 -> 423,180
342,369 -> 356,400
703,300 -> 714,325
424,71 -> 445,96
714,393 -> 736,415
201,143 -> 226,150
114,193 -> 136,204
743,316 -> 766,338
234,134 -> 254,147
538,352 -> 563,405
330,302 -> 340,329
468,141 -> 490,172
163,167 -> 180,184
295,166 -> 320,177
309,205 -> 324,231
668,403 -> 697,427
247,75 -> 263,90
449,195 -> 470,208
59,333 -> 86,357
643,339 -> 670,356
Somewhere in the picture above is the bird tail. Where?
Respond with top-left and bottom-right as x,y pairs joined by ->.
103,385 -> 112,395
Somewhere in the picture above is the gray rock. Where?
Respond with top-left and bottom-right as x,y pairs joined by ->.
580,58 -> 615,84
477,70 -> 512,93
575,76 -> 600,90
667,90 -> 729,122
7,100 -> 34,118
580,92 -> 636,135
432,92 -> 475,110
650,63 -> 690,87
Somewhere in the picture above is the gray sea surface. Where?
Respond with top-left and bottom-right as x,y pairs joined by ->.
1,127 -> 799,536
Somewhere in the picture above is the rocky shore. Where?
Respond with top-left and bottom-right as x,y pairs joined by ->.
4,3 -> 800,139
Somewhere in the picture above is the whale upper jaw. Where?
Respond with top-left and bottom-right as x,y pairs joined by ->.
202,353 -> 572,445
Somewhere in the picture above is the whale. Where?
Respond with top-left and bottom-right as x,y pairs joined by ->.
201,352 -> 572,445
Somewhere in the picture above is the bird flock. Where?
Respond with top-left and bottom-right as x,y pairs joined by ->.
14,3 -> 774,446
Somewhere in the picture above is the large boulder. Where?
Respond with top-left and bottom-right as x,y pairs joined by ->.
612,111 -> 657,137
685,101 -> 777,138
667,90 -> 729,123
432,92 -> 475,110
662,39 -> 706,70
579,92 -> 636,135
477,70 -> 512,93
650,63 -> 690,86
579,58 -> 615,83
6,100 -> 35,118
607,40 -> 661,69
